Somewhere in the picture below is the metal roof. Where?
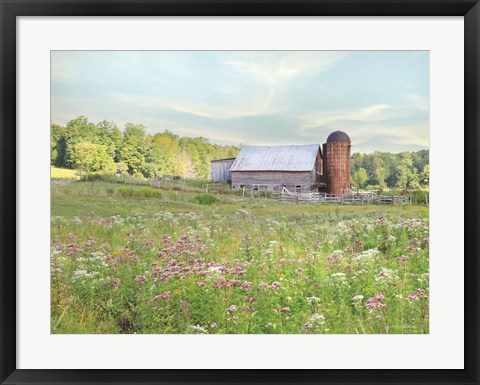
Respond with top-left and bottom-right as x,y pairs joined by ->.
210,157 -> 236,163
326,131 -> 351,143
230,144 -> 320,172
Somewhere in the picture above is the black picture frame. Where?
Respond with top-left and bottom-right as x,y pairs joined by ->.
1,1 -> 479,384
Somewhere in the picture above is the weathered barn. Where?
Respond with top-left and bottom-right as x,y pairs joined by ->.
210,130 -> 351,194
229,144 -> 322,192
211,158 -> 236,183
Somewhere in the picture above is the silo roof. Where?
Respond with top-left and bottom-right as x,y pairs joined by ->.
326,131 -> 351,143
230,144 -> 320,172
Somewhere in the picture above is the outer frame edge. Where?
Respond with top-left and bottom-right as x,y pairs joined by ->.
2,1 -> 479,384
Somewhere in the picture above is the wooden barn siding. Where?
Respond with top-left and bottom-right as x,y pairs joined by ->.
231,171 -> 314,191
211,160 -> 235,183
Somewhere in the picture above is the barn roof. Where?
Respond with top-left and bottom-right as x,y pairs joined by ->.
210,157 -> 236,163
230,144 -> 320,172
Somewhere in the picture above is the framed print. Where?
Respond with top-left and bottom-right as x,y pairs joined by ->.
1,0 -> 479,384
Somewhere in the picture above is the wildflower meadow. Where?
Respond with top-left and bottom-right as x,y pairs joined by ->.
51,180 -> 429,334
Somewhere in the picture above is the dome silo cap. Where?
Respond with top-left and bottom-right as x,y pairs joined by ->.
326,131 -> 351,143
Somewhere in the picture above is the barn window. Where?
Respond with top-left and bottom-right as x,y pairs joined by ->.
296,185 -> 301,192
253,185 -> 259,191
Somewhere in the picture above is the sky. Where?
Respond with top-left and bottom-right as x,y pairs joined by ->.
51,51 -> 429,153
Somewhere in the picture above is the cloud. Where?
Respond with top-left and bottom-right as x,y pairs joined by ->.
408,94 -> 429,112
51,53 -> 78,82
220,52 -> 344,116
50,51 -> 429,153
297,104 -> 392,135
346,122 -> 429,153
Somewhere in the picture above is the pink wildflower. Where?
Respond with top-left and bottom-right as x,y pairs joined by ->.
226,305 -> 237,314
258,282 -> 270,289
134,275 -> 148,285
271,281 -> 281,289
302,322 -> 314,332
112,278 -> 121,290
365,295 -> 387,312
150,291 -> 171,303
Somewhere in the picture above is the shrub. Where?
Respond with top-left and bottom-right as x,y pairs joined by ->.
408,190 -> 429,205
117,187 -> 135,197
117,186 -> 162,198
191,193 -> 218,205
136,187 -> 162,198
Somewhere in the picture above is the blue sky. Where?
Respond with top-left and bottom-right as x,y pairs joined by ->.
51,51 -> 429,153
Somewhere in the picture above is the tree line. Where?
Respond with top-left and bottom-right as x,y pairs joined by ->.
51,116 -> 239,180
51,116 -> 429,189
351,150 -> 429,191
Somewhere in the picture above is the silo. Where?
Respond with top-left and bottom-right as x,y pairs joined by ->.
324,131 -> 351,195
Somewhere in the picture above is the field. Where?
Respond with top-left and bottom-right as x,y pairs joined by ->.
51,180 -> 429,334
51,166 -> 79,179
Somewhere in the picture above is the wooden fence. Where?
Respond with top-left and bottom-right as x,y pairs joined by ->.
272,191 -> 410,205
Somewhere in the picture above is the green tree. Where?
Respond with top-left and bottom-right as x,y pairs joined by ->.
71,142 -> 115,181
352,168 -> 368,193
118,139 -> 146,175
124,123 -> 146,138
51,123 -> 66,166
374,166 -> 388,189
420,164 -> 429,187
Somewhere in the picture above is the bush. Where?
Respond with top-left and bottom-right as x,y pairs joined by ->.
80,173 -> 150,186
191,193 -> 219,205
408,190 -> 429,205
117,186 -> 162,198
136,187 -> 162,198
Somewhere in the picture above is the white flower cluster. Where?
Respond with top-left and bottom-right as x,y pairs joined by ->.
187,324 -> 208,334
70,251 -> 108,285
310,313 -> 326,325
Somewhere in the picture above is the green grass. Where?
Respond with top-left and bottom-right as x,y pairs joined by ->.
51,166 -> 79,179
51,180 -> 429,334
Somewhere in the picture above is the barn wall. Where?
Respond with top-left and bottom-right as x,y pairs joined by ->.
211,159 -> 235,183
231,171 -> 314,191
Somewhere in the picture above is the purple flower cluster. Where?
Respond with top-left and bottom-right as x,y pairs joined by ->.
366,295 -> 387,312
150,291 -> 171,303
406,288 -> 429,301
112,278 -> 121,290
134,275 -> 148,285
158,234 -> 207,259
104,248 -> 139,266
259,281 -> 281,290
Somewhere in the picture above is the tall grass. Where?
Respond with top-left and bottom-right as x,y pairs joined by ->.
51,181 -> 429,334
